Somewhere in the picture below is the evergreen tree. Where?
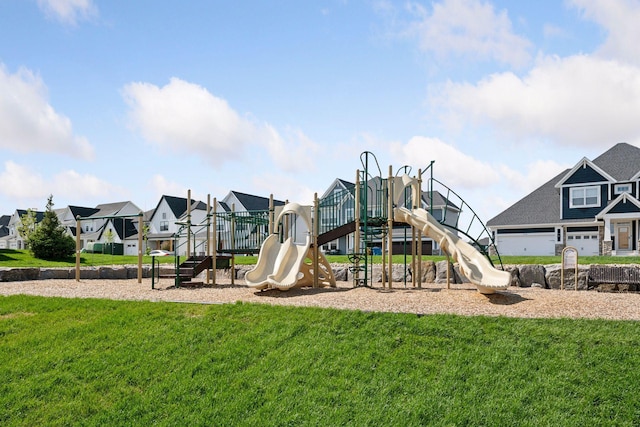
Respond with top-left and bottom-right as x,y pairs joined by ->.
29,195 -> 75,260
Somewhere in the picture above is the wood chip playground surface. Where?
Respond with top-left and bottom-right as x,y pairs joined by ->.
1,277 -> 639,321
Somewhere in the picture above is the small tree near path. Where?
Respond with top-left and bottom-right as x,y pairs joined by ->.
29,195 -> 75,260
17,209 -> 38,249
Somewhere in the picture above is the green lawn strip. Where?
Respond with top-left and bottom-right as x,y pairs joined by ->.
1,296 -> 639,426
3,249 -> 639,269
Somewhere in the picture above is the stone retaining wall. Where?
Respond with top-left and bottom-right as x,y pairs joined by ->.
2,263 -> 639,291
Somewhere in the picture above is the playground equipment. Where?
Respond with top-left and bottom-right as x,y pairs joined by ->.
245,202 -> 336,290
244,151 -> 510,294
161,151 -> 509,294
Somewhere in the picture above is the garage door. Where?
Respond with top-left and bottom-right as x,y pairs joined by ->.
566,233 -> 599,256
497,233 -> 555,256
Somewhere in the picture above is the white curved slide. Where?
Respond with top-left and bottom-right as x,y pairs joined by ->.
245,203 -> 317,291
394,207 -> 510,294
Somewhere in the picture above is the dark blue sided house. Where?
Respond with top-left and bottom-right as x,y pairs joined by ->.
487,143 -> 640,256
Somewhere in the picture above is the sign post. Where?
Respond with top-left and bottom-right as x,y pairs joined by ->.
561,246 -> 578,290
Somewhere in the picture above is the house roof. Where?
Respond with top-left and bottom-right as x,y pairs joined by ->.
487,169 -> 567,227
69,205 -> 100,219
0,215 -> 11,227
16,209 -> 45,222
592,142 -> 640,181
422,191 -> 459,211
99,218 -> 138,240
92,201 -> 130,217
230,191 -> 285,211
487,143 -> 640,228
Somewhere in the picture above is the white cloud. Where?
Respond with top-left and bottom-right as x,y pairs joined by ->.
263,125 -> 319,173
570,0 -> 640,65
0,161 -> 123,204
148,175 -> 190,202
498,159 -> 569,195
123,78 -> 255,165
433,54 -> 640,148
390,137 -> 500,189
37,0 -> 97,25
404,0 -> 532,67
251,173 -> 316,205
123,77 -> 318,170
0,64 -> 95,160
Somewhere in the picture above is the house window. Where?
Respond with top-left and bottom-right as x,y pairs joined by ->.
162,212 -> 167,219
570,186 -> 600,208
160,221 -> 169,231
614,184 -> 631,195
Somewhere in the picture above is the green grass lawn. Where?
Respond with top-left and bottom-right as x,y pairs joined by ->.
2,248 -> 638,269
1,295 -> 640,426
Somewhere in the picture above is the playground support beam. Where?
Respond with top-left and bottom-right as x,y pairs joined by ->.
137,212 -> 143,283
313,193 -> 319,288
187,189 -> 192,260
387,165 -> 394,289
417,169 -> 423,289
75,215 -> 81,281
206,195 -> 211,285
212,197 -> 218,286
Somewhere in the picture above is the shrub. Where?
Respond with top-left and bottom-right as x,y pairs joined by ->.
29,195 -> 75,260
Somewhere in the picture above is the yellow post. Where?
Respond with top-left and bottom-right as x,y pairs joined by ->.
187,189 -> 191,259
388,165 -> 394,289
212,198 -> 217,286
446,252 -> 451,289
313,193 -> 319,288
75,215 -> 81,281
206,195 -> 211,285
411,225 -> 417,287
137,212 -> 143,283
417,169 -> 423,289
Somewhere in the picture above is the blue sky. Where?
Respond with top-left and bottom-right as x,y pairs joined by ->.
2,0 -> 640,225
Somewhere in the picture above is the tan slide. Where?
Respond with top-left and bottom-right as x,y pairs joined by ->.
394,207 -> 510,294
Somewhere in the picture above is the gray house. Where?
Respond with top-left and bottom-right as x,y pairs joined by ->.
318,178 -> 460,255
488,142 -> 640,256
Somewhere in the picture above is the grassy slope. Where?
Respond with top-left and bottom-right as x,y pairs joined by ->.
1,296 -> 640,426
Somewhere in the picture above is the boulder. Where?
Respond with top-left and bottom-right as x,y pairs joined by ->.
545,264 -> 589,290
518,264 -> 547,288
435,260 -> 455,284
453,264 -> 471,284
0,268 -> 40,282
79,267 -> 100,279
504,266 -> 521,287
99,267 -> 128,280
39,268 -> 72,280
332,266 -> 348,282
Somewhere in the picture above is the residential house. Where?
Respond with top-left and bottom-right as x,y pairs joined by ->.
0,215 -> 11,249
318,178 -> 461,255
487,142 -> 640,256
220,191 -> 285,252
98,216 -> 142,256
3,209 -> 45,249
55,205 -> 100,249
147,195 -> 210,256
